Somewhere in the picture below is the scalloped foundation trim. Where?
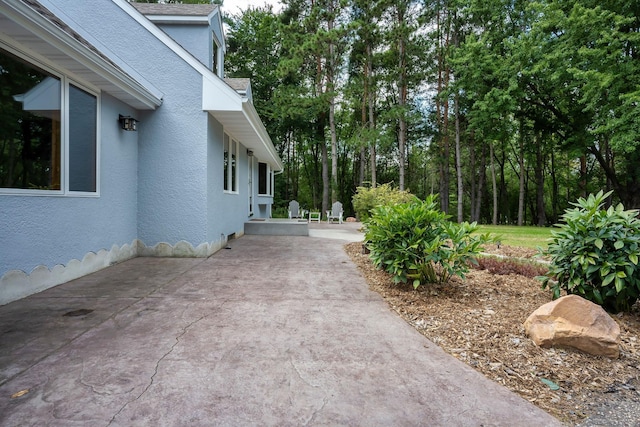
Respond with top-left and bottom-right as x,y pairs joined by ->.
0,234 -> 240,306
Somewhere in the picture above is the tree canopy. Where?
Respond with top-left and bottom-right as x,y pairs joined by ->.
224,0 -> 640,221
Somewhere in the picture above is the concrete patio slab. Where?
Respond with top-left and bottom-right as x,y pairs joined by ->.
0,226 -> 561,426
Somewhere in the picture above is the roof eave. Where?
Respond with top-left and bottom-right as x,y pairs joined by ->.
0,0 -> 163,110
242,100 -> 283,172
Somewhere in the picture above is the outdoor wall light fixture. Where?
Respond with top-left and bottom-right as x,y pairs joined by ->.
119,115 -> 138,131
247,149 -> 254,157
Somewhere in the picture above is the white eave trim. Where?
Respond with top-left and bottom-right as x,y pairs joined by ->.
202,75 -> 283,171
243,100 -> 284,171
144,15 -> 209,25
202,74 -> 243,111
0,0 -> 163,110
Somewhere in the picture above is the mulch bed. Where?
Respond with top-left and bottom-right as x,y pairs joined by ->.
344,242 -> 640,425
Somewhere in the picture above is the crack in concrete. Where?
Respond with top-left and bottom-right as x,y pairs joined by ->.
107,314 -> 206,426
289,357 -> 319,389
288,358 -> 329,426
303,396 -> 328,426
0,266 -> 201,389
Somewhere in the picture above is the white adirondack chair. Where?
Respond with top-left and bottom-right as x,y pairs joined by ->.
288,200 -> 301,219
326,201 -> 343,224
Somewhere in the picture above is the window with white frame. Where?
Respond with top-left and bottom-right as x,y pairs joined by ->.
212,33 -> 222,77
258,162 -> 273,196
223,132 -> 238,193
248,155 -> 254,215
0,46 -> 98,194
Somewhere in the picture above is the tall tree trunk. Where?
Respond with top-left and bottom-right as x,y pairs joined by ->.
474,141 -> 486,223
470,134 -> 476,221
550,150 -> 559,223
535,133 -> 546,226
367,44 -> 376,187
517,128 -> 525,226
490,142 -> 498,225
359,45 -> 368,187
441,84 -> 450,214
579,154 -> 587,198
320,121 -> 329,215
329,99 -> 337,203
396,3 -> 407,191
313,32 -> 329,215
499,145 -> 508,223
328,9 -> 338,203
436,5 -> 450,213
455,93 -> 463,223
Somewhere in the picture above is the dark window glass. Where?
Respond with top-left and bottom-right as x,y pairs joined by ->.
223,134 -> 229,191
68,85 -> 97,192
0,48 -> 61,190
258,162 -> 267,194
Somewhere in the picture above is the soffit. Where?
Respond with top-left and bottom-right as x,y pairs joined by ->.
210,104 -> 283,172
0,1 -> 162,110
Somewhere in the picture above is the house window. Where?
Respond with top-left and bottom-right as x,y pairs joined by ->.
0,47 -> 98,194
223,133 -> 229,190
231,138 -> 238,192
223,133 -> 238,193
212,33 -> 222,77
258,162 -> 272,196
248,155 -> 254,215
69,85 -> 97,192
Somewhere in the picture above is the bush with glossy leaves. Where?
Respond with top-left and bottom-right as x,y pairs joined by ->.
540,191 -> 640,313
364,195 -> 492,289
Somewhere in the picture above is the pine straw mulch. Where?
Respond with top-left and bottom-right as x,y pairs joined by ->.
344,242 -> 640,425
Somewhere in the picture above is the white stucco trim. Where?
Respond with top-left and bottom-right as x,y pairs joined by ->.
0,241 -> 138,306
0,234 -> 246,306
0,0 -> 163,110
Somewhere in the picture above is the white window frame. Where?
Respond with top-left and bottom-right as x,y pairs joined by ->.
212,32 -> 223,78
248,155 -> 254,216
223,132 -> 239,194
258,162 -> 273,197
0,44 -> 100,197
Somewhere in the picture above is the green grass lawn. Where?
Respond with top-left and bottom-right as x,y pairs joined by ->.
475,225 -> 555,249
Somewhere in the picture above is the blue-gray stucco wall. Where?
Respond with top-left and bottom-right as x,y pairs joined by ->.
0,0 -> 275,304
49,0 -> 212,247
157,23 -> 212,69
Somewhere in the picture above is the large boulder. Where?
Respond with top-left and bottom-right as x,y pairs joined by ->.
524,295 -> 620,358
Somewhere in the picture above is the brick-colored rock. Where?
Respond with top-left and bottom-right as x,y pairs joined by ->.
524,295 -> 620,358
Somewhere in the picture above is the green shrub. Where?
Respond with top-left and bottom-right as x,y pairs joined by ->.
271,206 -> 289,218
540,191 -> 640,313
364,195 -> 492,289
352,183 -> 416,222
